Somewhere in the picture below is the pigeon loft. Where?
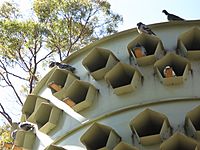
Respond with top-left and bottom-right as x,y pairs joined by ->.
127,33 -> 164,66
80,123 -> 121,150
154,53 -> 191,86
177,27 -> 200,59
104,62 -> 142,95
82,47 -> 119,80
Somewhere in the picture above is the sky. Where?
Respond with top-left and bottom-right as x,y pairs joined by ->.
0,0 -> 200,125
1,0 -> 200,31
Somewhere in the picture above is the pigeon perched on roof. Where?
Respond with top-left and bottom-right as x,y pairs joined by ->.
137,22 -> 156,36
162,10 -> 185,21
49,61 -> 76,72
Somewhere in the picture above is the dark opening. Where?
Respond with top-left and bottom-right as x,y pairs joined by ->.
185,38 -> 200,51
190,115 -> 200,130
170,143 -> 196,150
36,106 -> 52,128
87,54 -> 108,72
110,71 -> 133,88
86,128 -> 109,149
49,70 -> 68,93
70,86 -> 89,104
142,40 -> 157,55
136,119 -> 163,137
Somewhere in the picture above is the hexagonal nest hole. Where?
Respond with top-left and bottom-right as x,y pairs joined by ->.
66,82 -> 89,104
80,123 -> 121,150
131,109 -> 164,137
47,69 -> 79,94
160,133 -> 199,150
22,95 -> 37,119
60,80 -> 97,112
179,27 -> 200,51
158,61 -> 186,78
21,95 -> 49,122
33,102 -> 62,133
130,108 -> 171,145
128,33 -> 163,56
109,68 -> 134,89
35,103 -> 52,128
154,53 -> 191,85
47,69 -> 68,93
82,47 -> 119,80
105,62 -> 142,95
155,53 -> 190,78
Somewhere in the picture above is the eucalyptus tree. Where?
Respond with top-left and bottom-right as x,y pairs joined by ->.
0,0 -> 123,124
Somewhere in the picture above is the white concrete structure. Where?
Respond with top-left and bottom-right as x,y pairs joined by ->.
17,20 -> 200,150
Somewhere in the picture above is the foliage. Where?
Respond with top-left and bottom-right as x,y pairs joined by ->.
33,0 -> 123,59
0,0 -> 123,124
0,2 -> 20,19
0,124 -> 13,143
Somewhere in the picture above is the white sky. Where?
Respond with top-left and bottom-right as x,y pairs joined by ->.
1,0 -> 200,30
1,0 -> 200,125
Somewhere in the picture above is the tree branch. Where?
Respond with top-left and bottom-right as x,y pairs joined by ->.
0,103 -> 12,125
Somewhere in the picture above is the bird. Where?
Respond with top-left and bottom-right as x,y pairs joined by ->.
18,122 -> 35,132
11,129 -> 17,140
162,10 -> 185,21
163,65 -> 176,78
137,22 -> 156,36
132,43 -> 147,58
49,61 -> 76,72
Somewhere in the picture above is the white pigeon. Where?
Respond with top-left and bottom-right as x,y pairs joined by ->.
137,22 -> 156,36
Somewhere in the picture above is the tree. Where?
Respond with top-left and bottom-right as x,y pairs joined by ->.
0,12 -> 54,125
0,124 -> 13,143
0,0 -> 123,124
34,0 -> 123,60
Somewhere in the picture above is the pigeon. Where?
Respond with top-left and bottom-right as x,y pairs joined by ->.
163,65 -> 176,78
49,61 -> 76,72
162,10 -> 184,21
131,43 -> 147,58
137,22 -> 156,36
18,122 -> 35,132
11,129 -> 17,140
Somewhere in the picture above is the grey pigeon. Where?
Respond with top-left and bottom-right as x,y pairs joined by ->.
11,129 -> 17,140
137,22 -> 156,36
49,61 -> 76,72
162,10 -> 184,21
